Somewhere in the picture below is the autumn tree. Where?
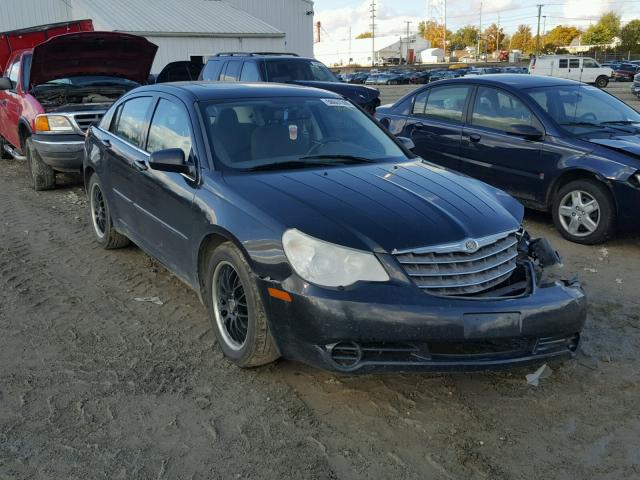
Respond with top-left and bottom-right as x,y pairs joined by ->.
582,11 -> 621,45
510,24 -> 534,53
543,25 -> 581,49
483,23 -> 505,53
355,31 -> 373,39
620,19 -> 640,52
418,20 -> 451,50
449,25 -> 479,50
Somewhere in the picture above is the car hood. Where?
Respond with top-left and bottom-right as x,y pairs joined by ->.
290,80 -> 380,105
224,160 -> 523,253
588,135 -> 640,159
30,32 -> 158,87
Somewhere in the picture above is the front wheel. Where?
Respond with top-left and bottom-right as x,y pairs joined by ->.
205,242 -> 279,368
595,76 -> 609,88
26,138 -> 55,190
88,174 -> 130,249
552,179 -> 615,244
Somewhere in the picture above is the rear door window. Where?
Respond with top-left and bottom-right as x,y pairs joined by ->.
112,97 -> 153,148
221,61 -> 242,82
146,98 -> 193,161
201,59 -> 223,81
558,59 -> 568,68
240,61 -> 262,81
424,85 -> 470,122
569,59 -> 580,69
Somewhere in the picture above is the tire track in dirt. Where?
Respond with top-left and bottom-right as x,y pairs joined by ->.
0,163 -> 337,480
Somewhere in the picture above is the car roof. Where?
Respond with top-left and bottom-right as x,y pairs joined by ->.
131,81 -> 343,102
440,74 -> 584,89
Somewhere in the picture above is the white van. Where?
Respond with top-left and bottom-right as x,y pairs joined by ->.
529,55 -> 612,88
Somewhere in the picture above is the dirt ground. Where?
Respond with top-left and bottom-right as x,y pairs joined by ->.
1,87 -> 640,479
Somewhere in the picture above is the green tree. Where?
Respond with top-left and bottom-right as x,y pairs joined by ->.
355,31 -> 373,39
620,19 -> 640,52
449,25 -> 479,50
582,11 -> 621,45
510,24 -> 534,53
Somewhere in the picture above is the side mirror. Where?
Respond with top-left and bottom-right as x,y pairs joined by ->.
148,148 -> 190,174
396,136 -> 416,150
506,124 -> 543,141
0,77 -> 12,91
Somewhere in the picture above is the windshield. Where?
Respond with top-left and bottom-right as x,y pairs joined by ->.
264,60 -> 339,83
201,97 -> 408,170
527,85 -> 640,134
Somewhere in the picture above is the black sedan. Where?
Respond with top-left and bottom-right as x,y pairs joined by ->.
377,75 -> 640,244
84,82 -> 585,373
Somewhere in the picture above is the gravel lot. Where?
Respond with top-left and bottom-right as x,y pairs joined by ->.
1,84 -> 639,480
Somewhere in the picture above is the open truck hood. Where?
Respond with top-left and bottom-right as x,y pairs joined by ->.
29,31 -> 157,87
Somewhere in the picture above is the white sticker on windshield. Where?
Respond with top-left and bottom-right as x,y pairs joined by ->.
321,98 -> 356,108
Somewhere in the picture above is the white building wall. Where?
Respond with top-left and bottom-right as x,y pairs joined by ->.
145,36 -> 286,72
225,0 -> 314,57
0,0 -> 72,31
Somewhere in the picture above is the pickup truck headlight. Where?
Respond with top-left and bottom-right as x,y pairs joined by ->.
35,114 -> 74,133
282,229 -> 390,287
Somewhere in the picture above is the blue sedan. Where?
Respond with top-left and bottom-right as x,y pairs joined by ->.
83,82 -> 585,372
377,75 -> 640,244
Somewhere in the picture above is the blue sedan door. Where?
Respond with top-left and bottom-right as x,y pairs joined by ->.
402,84 -> 471,171
130,96 -> 201,284
459,86 -> 545,204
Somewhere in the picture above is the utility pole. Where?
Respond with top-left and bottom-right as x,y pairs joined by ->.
477,1 -> 482,59
443,0 -> 447,55
542,15 -> 547,36
404,21 -> 412,64
370,0 -> 377,67
496,13 -> 500,53
348,25 -> 352,65
535,4 -> 543,57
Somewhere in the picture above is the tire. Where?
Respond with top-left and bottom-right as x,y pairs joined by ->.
0,137 -> 12,159
87,174 -> 130,249
26,137 -> 55,190
595,76 -> 609,88
205,242 -> 279,368
552,179 -> 615,245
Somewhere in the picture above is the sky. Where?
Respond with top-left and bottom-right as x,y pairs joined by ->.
314,0 -> 640,42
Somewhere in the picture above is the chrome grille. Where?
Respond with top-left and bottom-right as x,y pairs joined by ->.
394,231 -> 518,296
73,112 -> 105,132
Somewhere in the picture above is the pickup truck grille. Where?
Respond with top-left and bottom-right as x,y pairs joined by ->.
73,112 -> 105,132
394,231 -> 518,296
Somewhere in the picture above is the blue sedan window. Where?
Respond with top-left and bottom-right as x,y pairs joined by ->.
423,85 -> 470,123
471,87 -> 536,131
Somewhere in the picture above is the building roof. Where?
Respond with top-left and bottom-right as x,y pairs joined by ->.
75,0 -> 285,37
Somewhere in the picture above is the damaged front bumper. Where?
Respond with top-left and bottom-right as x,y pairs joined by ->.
259,235 -> 586,373
32,134 -> 85,172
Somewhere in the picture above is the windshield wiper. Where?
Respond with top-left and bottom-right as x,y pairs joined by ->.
247,160 -> 338,171
299,155 -> 376,164
600,120 -> 640,126
559,121 -> 601,128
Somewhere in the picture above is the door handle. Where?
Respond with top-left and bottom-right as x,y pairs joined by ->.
468,134 -> 481,143
133,159 -> 148,171
101,138 -> 111,149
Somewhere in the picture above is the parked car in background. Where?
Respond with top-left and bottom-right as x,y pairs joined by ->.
347,72 -> 369,84
199,53 -> 381,114
409,71 -> 431,84
610,63 -> 640,82
529,55 -> 611,88
0,23 -> 157,190
429,70 -> 459,82
364,74 -> 380,85
633,73 -> 640,98
84,82 -> 585,372
376,75 -> 640,244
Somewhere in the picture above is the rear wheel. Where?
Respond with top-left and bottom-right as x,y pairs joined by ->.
205,242 -> 279,368
595,76 -> 609,88
26,138 -> 55,191
552,179 -> 615,244
88,174 -> 130,249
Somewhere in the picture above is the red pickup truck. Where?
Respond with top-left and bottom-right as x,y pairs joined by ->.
0,21 -> 157,190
